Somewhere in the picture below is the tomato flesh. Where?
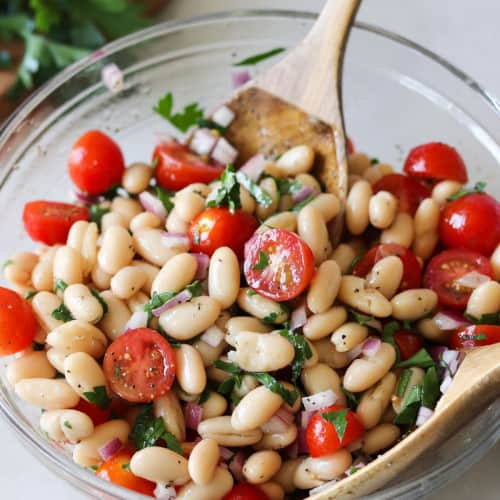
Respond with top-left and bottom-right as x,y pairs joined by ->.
97,449 -> 155,496
394,331 -> 424,360
189,207 -> 258,259
423,249 -> 493,310
23,200 -> 89,245
439,193 -> 500,256
103,328 -> 176,403
243,229 -> 315,302
306,405 -> 365,457
68,130 -> 125,195
450,325 -> 500,350
153,142 -> 224,191
223,483 -> 270,500
73,398 -> 111,426
352,243 -> 422,291
403,142 -> 468,183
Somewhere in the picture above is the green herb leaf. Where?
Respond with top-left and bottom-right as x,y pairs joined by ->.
206,164 -> 241,213
88,465 -> 98,472
235,171 -> 273,208
382,320 -> 401,363
198,387 -> 211,405
322,408 -> 349,441
396,369 -> 412,398
447,181 -> 487,201
370,158 -> 379,165
33,341 -> 45,351
464,312 -> 500,325
278,329 -> 313,383
89,204 -> 110,230
342,387 -> 359,410
90,289 -> 108,315
0,50 -> 11,69
348,308 -> 375,326
246,289 -> 257,297
2,259 -> 13,270
25,290 -> 38,300
474,333 -> 488,341
253,372 -> 298,406
396,348 -> 435,369
262,312 -> 279,325
143,290 -> 177,321
274,178 -> 303,196
162,431 -> 183,455
196,118 -> 226,134
213,360 -> 243,375
63,420 -> 72,429
154,91 -> 204,133
51,303 -> 73,322
422,366 -> 440,410
121,463 -> 131,471
156,186 -> 175,213
82,386 -> 111,410
234,48 -> 286,66
185,280 -> 203,297
292,194 -> 317,212
347,254 -> 364,274
393,385 -> 422,426
54,279 -> 68,293
349,466 -> 360,475
252,251 -> 269,271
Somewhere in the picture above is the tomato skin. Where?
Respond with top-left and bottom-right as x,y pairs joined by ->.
0,287 -> 37,355
97,449 -> 156,496
68,130 -> 125,195
223,483 -> 269,500
306,405 -> 365,458
403,142 -> 468,183
423,249 -> 493,310
189,207 -> 258,259
353,243 -> 422,291
347,136 -> 355,155
373,173 -> 431,215
153,142 -> 224,191
393,331 -> 424,360
23,200 -> 89,245
450,325 -> 500,350
73,398 -> 111,426
243,229 -> 315,302
439,193 -> 500,256
103,328 -> 176,403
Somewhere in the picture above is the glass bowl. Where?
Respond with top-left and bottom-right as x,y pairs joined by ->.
0,10 -> 499,500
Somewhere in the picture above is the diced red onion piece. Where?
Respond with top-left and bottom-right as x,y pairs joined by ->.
346,342 -> 364,362
346,438 -> 363,452
154,483 -> 177,499
365,318 -> 383,332
441,349 -> 461,375
161,232 -> 191,249
284,438 -> 299,458
152,289 -> 192,317
309,479 -> 338,495
303,389 -> 338,412
71,189 -> 100,205
297,427 -> 309,454
231,69 -> 251,89
429,345 -> 449,364
455,271 -> 491,289
238,153 -> 266,181
190,128 -> 217,156
212,105 -> 236,128
200,325 -> 225,348
192,252 -> 210,280
261,415 -> 290,434
433,311 -> 471,331
101,63 -> 124,93
275,407 -> 295,426
228,451 -> 246,482
290,302 -> 308,331
98,437 -> 122,461
291,185 -> 319,203
416,406 -> 434,427
139,191 -> 167,220
123,310 -> 148,332
184,402 -> 202,430
211,137 -> 238,165
361,337 -> 382,357
219,446 -> 234,461
440,374 -> 453,394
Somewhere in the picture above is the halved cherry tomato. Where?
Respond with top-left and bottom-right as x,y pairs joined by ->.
103,328 -> 176,403
97,448 -> 155,496
439,193 -> 500,256
373,173 -> 431,215
153,142 -> 224,191
73,398 -> 111,426
393,330 -> 424,360
423,249 -> 493,310
243,229 -> 315,302
23,200 -> 89,245
223,483 -> 269,500
352,243 -> 422,290
450,325 -> 500,350
306,405 -> 365,457
0,287 -> 37,355
68,130 -> 125,195
403,142 -> 468,183
189,207 -> 258,259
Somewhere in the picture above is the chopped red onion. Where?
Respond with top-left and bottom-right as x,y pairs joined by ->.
193,253 -> 210,280
292,185 -> 319,203
200,325 -> 225,348
261,415 -> 290,434
212,105 -> 235,128
284,438 -> 299,458
219,446 -> 234,461
161,232 -> 191,249
346,342 -> 364,362
297,427 -> 309,454
440,374 -> 453,394
361,337 -> 382,357
184,402 -> 202,430
211,137 -> 238,165
190,128 -> 217,156
429,345 -> 449,364
346,438 -> 363,452
303,389 -> 337,412
309,479 -> 338,495
275,407 -> 295,426
154,483 -> 176,499
123,310 -> 148,332
231,69 -> 251,89
98,437 -> 122,461
416,406 -> 434,427
71,189 -> 100,205
152,289 -> 192,317
101,63 -> 124,93
433,311 -> 471,331
139,191 -> 168,220
440,349 -> 464,376
455,271 -> 491,289
228,451 -> 246,482
290,301 -> 308,331
238,154 -> 266,181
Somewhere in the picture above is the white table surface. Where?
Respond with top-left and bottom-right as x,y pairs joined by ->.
1,1 -> 498,498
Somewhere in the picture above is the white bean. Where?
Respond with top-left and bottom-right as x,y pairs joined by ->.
237,288 -> 289,324
380,212 -> 414,248
300,363 -> 346,406
369,191 -> 398,229
466,281 -> 500,319
412,231 -> 439,261
363,163 -> 393,184
98,291 -> 131,340
346,180 -> 372,235
197,416 -> 263,446
338,275 -> 392,317
59,409 -> 94,443
232,386 -> 283,431
188,438 -> 220,485
490,244 -> 500,281
243,450 -> 282,484
91,263 -> 112,290
306,193 -> 340,222
307,260 -> 341,314
3,252 -> 38,286
258,212 -> 297,233
226,316 -> 271,335
393,367 -> 425,413
298,205 -> 330,265
130,212 -> 162,233
417,317 -> 450,344
64,352 -> 108,400
154,391 -> 186,441
176,467 -> 233,500
273,458 -> 302,494
313,338 -> 350,369
6,351 -> 56,386
432,180 -> 462,205
64,284 -> 103,323
126,291 -> 149,312
362,423 -> 401,455
200,391 -> 228,420
111,197 -> 143,225
53,246 -> 83,285
133,228 -> 185,267
348,153 -> 371,175
256,177 -> 279,220
152,253 -> 197,296
122,162 -> 153,194
111,266 -> 147,299
276,145 -> 314,175
46,348 -> 67,374
391,289 -> 438,320
98,226 -> 135,275
40,410 -> 65,441
130,446 -> 189,485
331,322 -> 368,352
259,482 -> 285,500
15,378 -> 79,409
208,247 -> 240,309
32,246 -> 59,291
175,190 -> 206,223
331,243 -> 358,274
67,221 -> 98,277
303,306 -> 348,341
101,211 -> 128,232
131,260 -> 160,294
366,255 -> 403,299
175,344 -> 206,395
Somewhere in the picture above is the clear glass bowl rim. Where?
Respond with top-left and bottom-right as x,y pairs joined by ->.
0,9 -> 499,500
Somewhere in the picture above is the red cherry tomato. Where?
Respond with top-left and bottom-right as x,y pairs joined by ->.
23,200 -> 89,246
189,207 -> 258,259
450,325 -> 500,350
103,328 -> 176,403
352,243 -> 422,290
223,483 -> 269,500
97,449 -> 155,496
346,136 -> 355,155
73,398 -> 111,426
243,229 -> 315,302
306,405 -> 365,458
153,142 -> 224,191
423,249 -> 493,310
373,173 -> 431,215
439,193 -> 500,256
68,130 -> 125,195
393,331 -> 424,360
403,142 -> 468,183
0,287 -> 37,355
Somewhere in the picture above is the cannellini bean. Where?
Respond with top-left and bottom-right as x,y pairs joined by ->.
278,194 -> 294,212
64,352 -> 108,400
356,372 -> 397,429
243,450 -> 282,484
63,284 -> 103,323
256,177 -> 279,220
307,260 -> 341,314
231,374 -> 259,401
208,247 -> 240,309
98,226 -> 135,274
3,252 -> 38,286
67,221 -> 98,277
239,186 -> 256,214
307,193 -> 340,222
331,322 -> 368,352
6,351 -> 56,386
130,446 -> 189,485
314,338 -> 350,369
363,163 -> 393,184
362,423 -> 401,455
331,243 -> 358,274
159,296 -> 221,340
40,410 -> 65,441
346,180 -> 372,235
200,391 -> 228,419
101,211 -> 128,232
414,198 -> 440,235
175,189 -> 206,223
15,378 -> 79,409
166,208 -> 190,234
198,416 -> 263,446
32,246 -> 59,291
126,291 -> 149,312
53,246 -> 83,285
91,263 -> 112,291
111,197 -> 143,225
110,266 -> 147,299
298,205 -> 330,264
348,153 -> 371,175
466,281 -> 500,319
255,423 -> 298,450
417,317 -> 450,344
491,244 -> 500,281
154,391 -> 186,441
175,344 -> 206,395
432,180 -> 462,205
133,228 -> 185,267
259,481 -> 285,500
301,363 -> 346,406
226,316 -> 272,335
232,386 -> 283,431
273,458 -> 302,494
366,255 -> 404,299
303,306 -> 348,341
393,367 -> 425,413
338,275 -> 392,317
151,253 -> 197,296
73,420 -> 130,467
380,212 -> 414,248
193,333 -> 227,367
258,212 -> 297,233
369,191 -> 398,229
130,212 -> 162,233
46,348 -> 67,374
122,163 -> 153,194
131,260 -> 160,294
98,291 -> 131,340
176,467 -> 234,500
276,145 -> 314,175
226,331 -> 295,372
296,173 -> 321,191
391,289 -> 438,320
412,231 -> 439,261
237,288 -> 288,324
59,409 -> 94,443
188,438 -> 220,485
343,343 -> 396,392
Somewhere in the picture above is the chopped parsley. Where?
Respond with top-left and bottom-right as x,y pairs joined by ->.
274,177 -> 303,196
198,387 -> 211,405
370,158 -> 379,165
51,303 -> 73,322
90,289 -> 108,315
88,465 -> 98,472
2,259 -> 13,269
185,280 -> 203,297
121,463 -> 131,471
349,466 -> 361,475
421,366 -> 440,410
89,203 -> 110,229
322,408 -> 348,441
154,91 -> 204,133
253,373 -> 298,406
396,348 -> 435,369
447,181 -> 487,201
292,194 -> 317,212
393,385 -> 422,426
206,164 -> 241,213
396,369 -> 412,398
196,118 -> 226,134
25,290 -> 38,300
246,289 -> 257,297
235,171 -> 273,207
382,320 -> 401,363
347,254 -> 364,274
53,279 -> 68,293
252,251 -> 269,271
82,386 -> 111,410
464,312 -> 499,325
342,387 -> 359,410
278,329 -> 313,383
234,48 -> 286,66
156,186 -> 175,213
348,308 -> 375,326
262,312 -> 279,325
473,333 -> 488,341
143,290 -> 177,320
63,420 -> 72,429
